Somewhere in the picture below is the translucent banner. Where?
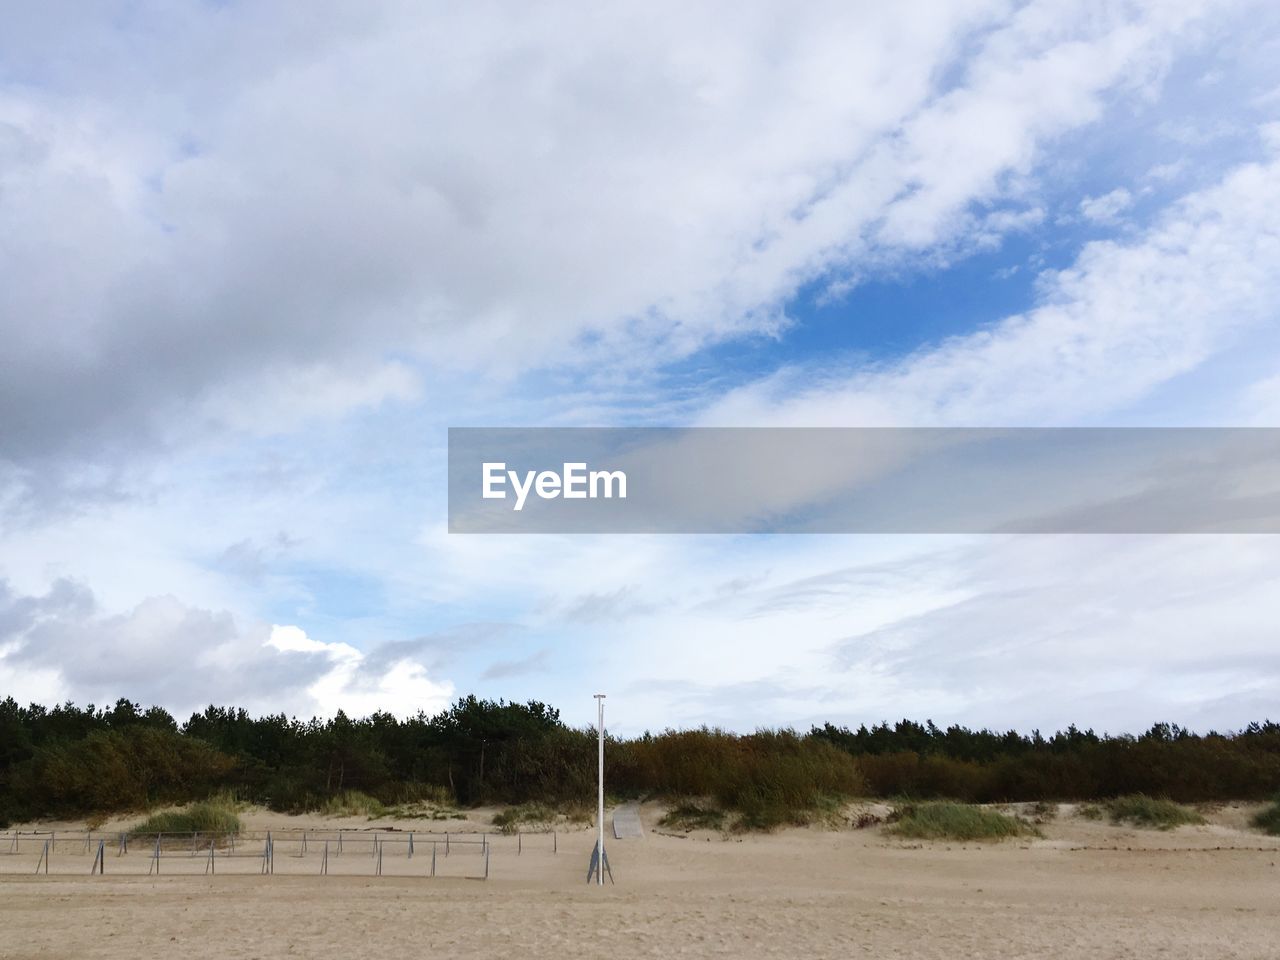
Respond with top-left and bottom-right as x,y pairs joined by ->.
447,428 -> 1280,534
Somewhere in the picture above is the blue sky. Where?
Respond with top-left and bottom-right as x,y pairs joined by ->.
2,0 -> 1280,734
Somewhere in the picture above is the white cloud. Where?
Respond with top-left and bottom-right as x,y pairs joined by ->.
1079,186 -> 1134,222
413,530 -> 1280,733
704,142 -> 1280,427
3,0 -> 1279,737
0,581 -> 453,719
0,0 -> 1236,471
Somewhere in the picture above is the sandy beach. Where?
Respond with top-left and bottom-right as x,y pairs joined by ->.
3,803 -> 1278,960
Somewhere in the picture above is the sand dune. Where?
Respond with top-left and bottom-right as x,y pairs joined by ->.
2,802 -> 1278,959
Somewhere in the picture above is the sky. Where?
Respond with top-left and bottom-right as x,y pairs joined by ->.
2,0 -> 1280,735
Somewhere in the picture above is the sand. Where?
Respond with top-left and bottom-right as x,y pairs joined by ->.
2,802 -> 1279,959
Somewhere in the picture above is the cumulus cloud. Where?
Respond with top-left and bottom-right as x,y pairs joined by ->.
0,0 -> 1233,478
3,1 -> 1279,735
0,579 -> 453,718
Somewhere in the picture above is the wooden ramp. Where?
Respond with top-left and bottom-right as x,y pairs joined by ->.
612,802 -> 645,839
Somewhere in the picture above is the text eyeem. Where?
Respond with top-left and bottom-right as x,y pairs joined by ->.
482,462 -> 627,511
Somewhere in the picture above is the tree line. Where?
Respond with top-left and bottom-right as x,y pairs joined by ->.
2,696 -> 1278,827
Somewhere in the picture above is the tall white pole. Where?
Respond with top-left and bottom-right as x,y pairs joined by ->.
594,693 -> 606,886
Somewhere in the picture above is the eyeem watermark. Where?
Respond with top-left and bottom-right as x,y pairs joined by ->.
449,427 -> 1280,533
482,461 -> 627,511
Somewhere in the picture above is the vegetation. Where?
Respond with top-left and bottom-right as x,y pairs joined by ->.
1251,798 -> 1280,836
812,719 -> 1280,804
659,800 -> 727,832
1104,794 -> 1205,830
129,800 -> 242,837
2,696 -> 1279,831
315,790 -> 387,819
888,802 -> 1040,841
1028,801 -> 1058,822
492,802 -> 560,834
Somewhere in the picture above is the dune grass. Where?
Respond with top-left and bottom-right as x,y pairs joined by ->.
887,802 -> 1040,841
659,800 -> 727,832
492,802 -> 559,834
129,800 -> 241,837
492,801 -> 592,833
314,790 -> 387,819
1028,801 -> 1058,822
1105,794 -> 1204,830
1251,798 -> 1280,835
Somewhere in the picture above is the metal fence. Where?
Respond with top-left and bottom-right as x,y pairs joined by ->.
0,827 -> 560,880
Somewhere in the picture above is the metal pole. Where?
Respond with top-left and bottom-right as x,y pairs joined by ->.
595,692 -> 606,886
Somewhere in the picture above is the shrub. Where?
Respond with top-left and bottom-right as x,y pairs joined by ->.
659,800 -> 726,832
888,802 -> 1040,841
1250,798 -> 1280,835
492,802 -> 559,834
129,800 -> 241,837
1029,801 -> 1058,822
1106,794 -> 1204,830
613,727 -> 865,830
314,790 -> 387,819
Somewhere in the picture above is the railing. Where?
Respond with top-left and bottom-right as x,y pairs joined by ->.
0,827 -> 560,879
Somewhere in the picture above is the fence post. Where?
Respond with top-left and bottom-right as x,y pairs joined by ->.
92,839 -> 104,876
554,830 -> 558,854
408,832 -> 414,859
322,841 -> 329,875
484,844 -> 490,880
518,832 -> 522,855
431,842 -> 436,878
445,833 -> 450,856
338,830 -> 343,856
375,840 -> 383,877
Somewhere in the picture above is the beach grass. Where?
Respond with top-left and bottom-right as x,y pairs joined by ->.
659,800 -> 727,832
314,790 -> 388,819
1105,794 -> 1204,830
129,799 -> 242,837
491,802 -> 559,834
1250,798 -> 1280,835
888,802 -> 1040,841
